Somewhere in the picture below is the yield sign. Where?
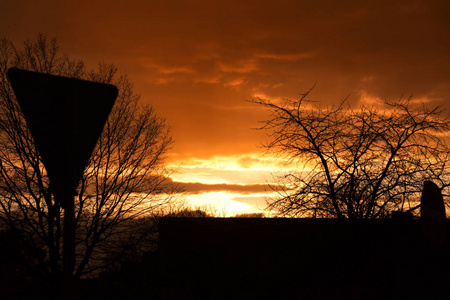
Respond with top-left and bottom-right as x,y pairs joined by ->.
7,68 -> 118,205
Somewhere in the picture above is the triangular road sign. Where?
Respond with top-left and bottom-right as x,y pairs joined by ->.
7,68 -> 118,205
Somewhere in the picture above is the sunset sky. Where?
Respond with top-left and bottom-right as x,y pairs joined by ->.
1,0 -> 449,215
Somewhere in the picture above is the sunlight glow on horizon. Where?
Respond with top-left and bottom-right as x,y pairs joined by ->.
164,153 -> 283,215
167,153 -> 282,185
181,191 -> 269,217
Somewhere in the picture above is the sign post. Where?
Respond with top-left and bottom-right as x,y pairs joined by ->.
420,180 -> 447,246
7,68 -> 118,297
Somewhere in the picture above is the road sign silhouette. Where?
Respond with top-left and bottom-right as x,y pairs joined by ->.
7,68 -> 118,297
7,68 -> 118,203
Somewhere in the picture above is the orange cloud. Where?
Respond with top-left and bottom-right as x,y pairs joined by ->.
180,182 -> 270,194
148,77 -> 177,85
158,66 -> 195,74
194,75 -> 222,84
223,77 -> 246,88
217,59 -> 259,73
255,51 -> 317,61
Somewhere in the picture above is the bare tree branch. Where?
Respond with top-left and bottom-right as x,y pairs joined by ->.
0,34 -> 178,280
252,91 -> 450,219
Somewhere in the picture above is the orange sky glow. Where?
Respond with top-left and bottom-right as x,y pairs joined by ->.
1,0 -> 449,215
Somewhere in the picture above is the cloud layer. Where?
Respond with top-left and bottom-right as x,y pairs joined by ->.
3,1 -> 449,159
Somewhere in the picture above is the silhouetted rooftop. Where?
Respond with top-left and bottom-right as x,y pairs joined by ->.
157,217 -> 450,299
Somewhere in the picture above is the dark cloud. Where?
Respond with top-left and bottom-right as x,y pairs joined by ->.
180,182 -> 271,195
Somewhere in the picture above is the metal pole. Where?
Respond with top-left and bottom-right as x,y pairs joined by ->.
57,192 -> 75,299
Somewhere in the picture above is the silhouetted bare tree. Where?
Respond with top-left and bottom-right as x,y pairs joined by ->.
253,89 -> 450,218
0,34 -> 178,280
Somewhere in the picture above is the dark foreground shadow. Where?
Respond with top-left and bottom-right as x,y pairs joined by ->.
156,217 -> 450,300
3,217 -> 449,299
